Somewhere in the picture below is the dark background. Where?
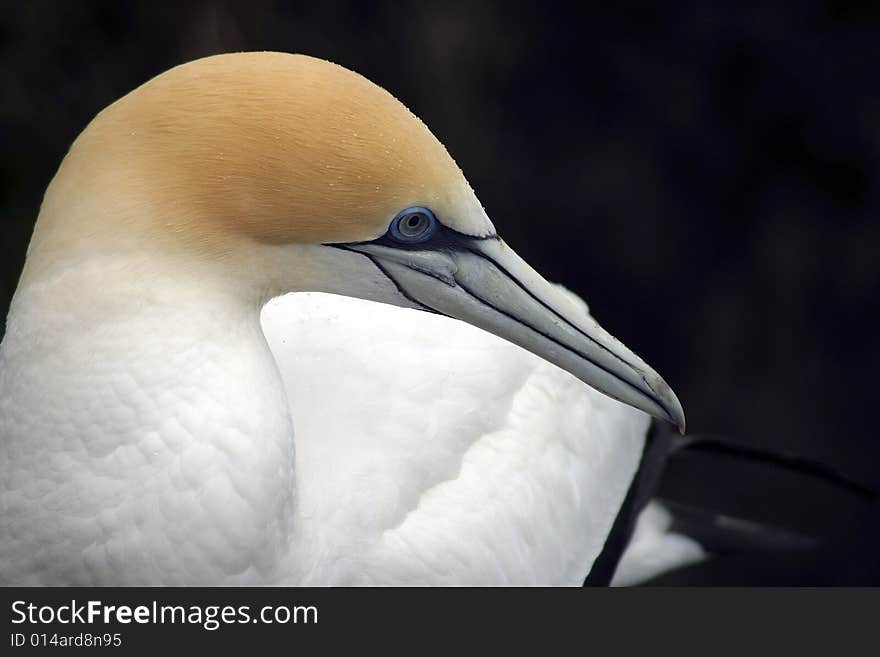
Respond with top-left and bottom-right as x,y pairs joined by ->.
1,2 -> 877,583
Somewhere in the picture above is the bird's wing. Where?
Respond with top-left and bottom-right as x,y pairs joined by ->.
260,291 -> 650,585
610,425 -> 879,585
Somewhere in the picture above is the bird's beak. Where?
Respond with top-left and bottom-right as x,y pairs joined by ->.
339,234 -> 685,432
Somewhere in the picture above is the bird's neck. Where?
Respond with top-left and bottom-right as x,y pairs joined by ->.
1,254 -> 298,584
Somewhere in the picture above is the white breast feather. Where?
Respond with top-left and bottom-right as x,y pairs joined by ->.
261,290 -> 649,585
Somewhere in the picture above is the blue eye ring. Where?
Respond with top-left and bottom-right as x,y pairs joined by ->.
388,206 -> 437,243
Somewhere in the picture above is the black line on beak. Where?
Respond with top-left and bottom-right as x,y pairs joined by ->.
329,243 -> 440,315
329,230 -> 677,424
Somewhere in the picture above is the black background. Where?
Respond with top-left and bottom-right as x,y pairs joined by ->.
0,2 -> 877,583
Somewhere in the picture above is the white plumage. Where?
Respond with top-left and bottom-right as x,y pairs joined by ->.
263,291 -> 648,584
0,279 -> 646,585
611,502 -> 705,586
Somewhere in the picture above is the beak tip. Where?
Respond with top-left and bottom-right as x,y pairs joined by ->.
662,401 -> 686,435
672,406 -> 686,435
649,374 -> 686,435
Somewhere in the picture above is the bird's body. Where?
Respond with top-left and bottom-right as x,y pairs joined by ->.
0,52 -> 685,585
0,283 -> 647,585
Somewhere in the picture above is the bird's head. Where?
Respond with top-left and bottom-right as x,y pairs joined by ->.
27,51 -> 685,431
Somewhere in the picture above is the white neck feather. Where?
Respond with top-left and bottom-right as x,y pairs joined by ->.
1,254 -> 298,584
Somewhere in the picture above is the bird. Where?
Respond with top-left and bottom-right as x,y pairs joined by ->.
0,51 -> 694,586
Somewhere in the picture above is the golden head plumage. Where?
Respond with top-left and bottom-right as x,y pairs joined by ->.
28,52 -> 491,272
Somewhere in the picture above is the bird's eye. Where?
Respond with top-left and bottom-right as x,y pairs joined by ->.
389,207 -> 437,243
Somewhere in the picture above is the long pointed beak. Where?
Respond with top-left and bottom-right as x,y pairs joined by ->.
341,234 -> 685,432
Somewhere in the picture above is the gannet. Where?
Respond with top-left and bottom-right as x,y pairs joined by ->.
0,52 -> 687,585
